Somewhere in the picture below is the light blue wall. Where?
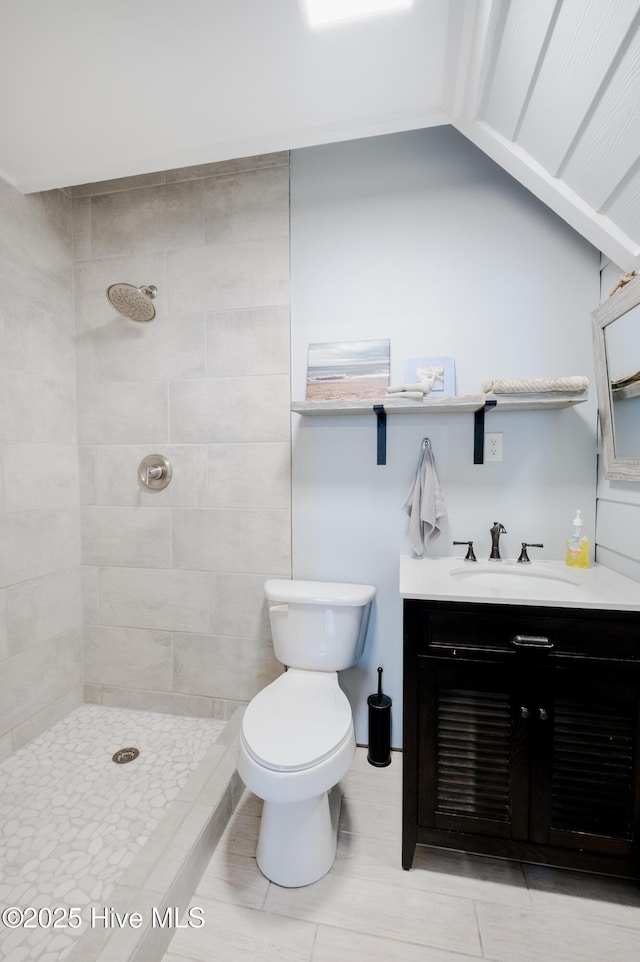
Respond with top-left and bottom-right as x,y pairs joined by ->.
290,126 -> 600,748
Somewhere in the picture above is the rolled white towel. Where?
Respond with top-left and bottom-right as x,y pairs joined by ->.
483,376 -> 588,394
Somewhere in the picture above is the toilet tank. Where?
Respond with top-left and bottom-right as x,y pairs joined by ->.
264,579 -> 376,671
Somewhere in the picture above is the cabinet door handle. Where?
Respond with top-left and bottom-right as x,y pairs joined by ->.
538,707 -> 549,722
520,706 -> 530,719
511,634 -> 554,649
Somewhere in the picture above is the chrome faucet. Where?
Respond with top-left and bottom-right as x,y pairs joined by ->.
489,522 -> 507,561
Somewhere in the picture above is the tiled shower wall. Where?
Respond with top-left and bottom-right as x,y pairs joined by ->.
0,180 -> 82,758
73,152 -> 291,718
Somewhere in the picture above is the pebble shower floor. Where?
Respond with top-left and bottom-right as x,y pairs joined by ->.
0,704 -> 226,961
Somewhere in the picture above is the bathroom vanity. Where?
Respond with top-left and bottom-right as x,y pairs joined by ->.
401,556 -> 640,878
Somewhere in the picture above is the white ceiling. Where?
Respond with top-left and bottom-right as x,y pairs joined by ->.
1,0 -> 639,269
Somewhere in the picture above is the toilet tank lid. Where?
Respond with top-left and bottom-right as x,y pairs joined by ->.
265,579 -> 376,606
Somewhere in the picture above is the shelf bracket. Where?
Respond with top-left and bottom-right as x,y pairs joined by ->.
373,404 -> 387,465
473,398 -> 497,464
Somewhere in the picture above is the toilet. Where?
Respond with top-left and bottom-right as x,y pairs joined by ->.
237,578 -> 376,887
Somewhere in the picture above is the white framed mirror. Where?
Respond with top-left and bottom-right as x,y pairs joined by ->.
592,274 -> 640,481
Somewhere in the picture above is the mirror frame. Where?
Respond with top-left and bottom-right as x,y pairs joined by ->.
592,274 -> 640,481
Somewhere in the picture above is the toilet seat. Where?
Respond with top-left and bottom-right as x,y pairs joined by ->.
241,670 -> 353,773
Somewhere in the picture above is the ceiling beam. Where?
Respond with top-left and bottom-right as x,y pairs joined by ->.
453,116 -> 640,270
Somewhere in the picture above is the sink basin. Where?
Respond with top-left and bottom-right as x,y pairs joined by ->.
450,563 -> 579,592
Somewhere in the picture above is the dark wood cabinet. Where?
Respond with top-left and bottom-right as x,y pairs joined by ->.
403,599 -> 640,877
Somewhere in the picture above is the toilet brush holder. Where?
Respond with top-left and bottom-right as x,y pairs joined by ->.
367,666 -> 392,767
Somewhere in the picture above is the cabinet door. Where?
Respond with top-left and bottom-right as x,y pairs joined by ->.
418,660 -> 530,840
530,667 -> 640,858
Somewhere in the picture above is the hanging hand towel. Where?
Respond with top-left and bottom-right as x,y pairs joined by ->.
403,439 -> 446,556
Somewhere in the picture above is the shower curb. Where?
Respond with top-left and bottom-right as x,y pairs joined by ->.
66,706 -> 245,962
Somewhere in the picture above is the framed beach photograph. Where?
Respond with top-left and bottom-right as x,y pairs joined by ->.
306,339 -> 390,401
404,356 -> 455,396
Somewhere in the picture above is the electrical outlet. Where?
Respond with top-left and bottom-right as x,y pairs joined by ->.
485,432 -> 503,462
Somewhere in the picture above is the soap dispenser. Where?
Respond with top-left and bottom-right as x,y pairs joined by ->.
565,509 -> 590,569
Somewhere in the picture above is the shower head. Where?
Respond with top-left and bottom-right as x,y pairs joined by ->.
106,283 -> 158,322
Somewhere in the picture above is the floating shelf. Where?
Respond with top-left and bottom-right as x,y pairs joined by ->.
291,393 -> 588,465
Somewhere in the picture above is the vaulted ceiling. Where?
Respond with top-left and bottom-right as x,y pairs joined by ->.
453,0 -> 640,271
0,0 -> 638,269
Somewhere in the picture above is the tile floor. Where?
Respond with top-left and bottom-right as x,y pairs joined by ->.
163,746 -> 640,962
0,705 -> 225,961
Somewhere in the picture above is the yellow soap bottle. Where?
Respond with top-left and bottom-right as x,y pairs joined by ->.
565,509 -> 590,568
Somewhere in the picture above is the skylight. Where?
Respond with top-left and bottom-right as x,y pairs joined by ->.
303,0 -> 414,28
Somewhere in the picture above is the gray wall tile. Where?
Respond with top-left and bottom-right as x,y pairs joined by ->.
78,381 -> 169,444
0,590 -> 7,661
167,236 -> 289,313
1,151 -> 291,751
72,196 -> 91,260
0,510 -> 80,586
169,375 -> 290,443
83,625 -> 173,690
81,506 -> 172,567
90,180 -> 205,257
208,443 -> 290,509
0,290 -> 76,381
10,685 -> 83,752
172,508 -> 291,574
92,313 -> 206,382
206,306 -> 290,377
99,567 -> 211,633
79,446 -> 97,505
3,443 -> 79,511
203,166 -> 289,243
99,686 -> 214,717
0,369 -> 76,443
82,566 -> 100,625
0,629 -> 82,739
7,569 -> 82,656
209,572 -> 274,639
0,179 -> 81,749
70,152 -> 291,713
173,633 -> 281,702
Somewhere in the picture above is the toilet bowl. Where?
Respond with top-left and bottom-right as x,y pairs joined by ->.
237,578 -> 375,888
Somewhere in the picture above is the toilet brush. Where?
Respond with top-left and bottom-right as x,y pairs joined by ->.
367,666 -> 392,767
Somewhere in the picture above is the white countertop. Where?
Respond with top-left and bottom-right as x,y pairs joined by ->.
400,555 -> 640,611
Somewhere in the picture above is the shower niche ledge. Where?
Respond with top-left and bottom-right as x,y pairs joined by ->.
291,393 -> 587,465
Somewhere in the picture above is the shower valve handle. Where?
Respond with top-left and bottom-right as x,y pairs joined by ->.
138,454 -> 172,491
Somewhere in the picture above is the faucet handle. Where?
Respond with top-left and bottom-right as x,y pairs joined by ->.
453,540 -> 477,562
517,542 -> 544,564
